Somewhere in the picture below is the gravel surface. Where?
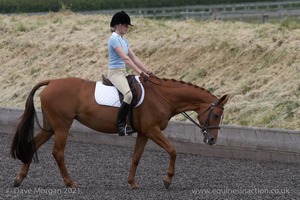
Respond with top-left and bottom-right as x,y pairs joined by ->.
1,132 -> 299,200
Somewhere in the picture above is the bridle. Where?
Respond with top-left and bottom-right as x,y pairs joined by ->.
181,100 -> 224,145
181,100 -> 224,133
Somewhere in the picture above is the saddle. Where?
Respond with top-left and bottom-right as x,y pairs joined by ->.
102,74 -> 142,108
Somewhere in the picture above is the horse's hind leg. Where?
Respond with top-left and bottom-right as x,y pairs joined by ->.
52,128 -> 78,188
14,129 -> 54,187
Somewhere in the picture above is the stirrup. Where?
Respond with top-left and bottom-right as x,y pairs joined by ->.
119,125 -> 135,136
125,125 -> 135,135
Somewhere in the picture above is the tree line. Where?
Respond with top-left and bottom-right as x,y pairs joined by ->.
0,0 -> 284,13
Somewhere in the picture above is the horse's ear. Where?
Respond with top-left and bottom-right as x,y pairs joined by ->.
218,95 -> 229,106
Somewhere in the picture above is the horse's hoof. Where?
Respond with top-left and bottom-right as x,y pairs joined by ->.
131,182 -> 140,190
71,182 -> 79,188
131,184 -> 140,190
13,179 -> 21,187
66,182 -> 79,188
163,177 -> 171,189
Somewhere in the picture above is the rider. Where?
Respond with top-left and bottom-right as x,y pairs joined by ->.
108,11 -> 152,136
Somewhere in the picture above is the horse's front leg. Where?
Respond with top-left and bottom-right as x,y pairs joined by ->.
147,128 -> 177,189
128,133 -> 149,189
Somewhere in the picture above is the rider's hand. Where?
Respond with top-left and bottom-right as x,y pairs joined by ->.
147,71 -> 158,79
140,72 -> 149,82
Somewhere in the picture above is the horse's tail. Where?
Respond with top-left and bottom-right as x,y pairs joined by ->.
10,80 -> 51,163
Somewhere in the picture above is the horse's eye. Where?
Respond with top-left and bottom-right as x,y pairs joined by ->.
213,113 -> 220,120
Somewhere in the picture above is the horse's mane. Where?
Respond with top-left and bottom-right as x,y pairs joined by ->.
159,78 -> 216,97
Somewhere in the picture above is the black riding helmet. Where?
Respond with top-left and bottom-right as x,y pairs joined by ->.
110,11 -> 133,27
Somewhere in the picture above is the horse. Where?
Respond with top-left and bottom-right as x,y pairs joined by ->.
10,74 -> 229,189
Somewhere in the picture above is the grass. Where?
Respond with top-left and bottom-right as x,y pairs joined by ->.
15,22 -> 28,32
197,69 -> 207,78
278,17 -> 300,31
0,13 -> 300,130
59,2 -> 71,12
53,16 -> 63,24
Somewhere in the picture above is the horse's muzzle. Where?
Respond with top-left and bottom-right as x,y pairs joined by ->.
202,130 -> 216,146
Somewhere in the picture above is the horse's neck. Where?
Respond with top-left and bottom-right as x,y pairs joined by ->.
154,79 -> 216,113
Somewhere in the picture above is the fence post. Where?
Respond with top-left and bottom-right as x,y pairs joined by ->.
262,14 -> 269,23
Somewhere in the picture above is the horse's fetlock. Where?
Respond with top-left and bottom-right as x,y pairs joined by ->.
128,178 -> 134,185
19,172 -> 27,179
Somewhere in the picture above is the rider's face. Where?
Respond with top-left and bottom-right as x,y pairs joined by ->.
116,24 -> 129,35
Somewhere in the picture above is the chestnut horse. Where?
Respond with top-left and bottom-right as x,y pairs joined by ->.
11,75 -> 229,189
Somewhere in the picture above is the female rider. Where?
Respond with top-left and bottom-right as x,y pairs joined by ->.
108,11 -> 152,136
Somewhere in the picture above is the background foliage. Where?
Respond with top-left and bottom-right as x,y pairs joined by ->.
0,0 -> 284,13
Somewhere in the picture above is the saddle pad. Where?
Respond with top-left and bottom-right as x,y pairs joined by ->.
94,76 -> 144,108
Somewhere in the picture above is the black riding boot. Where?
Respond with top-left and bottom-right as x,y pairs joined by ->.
118,102 -> 135,136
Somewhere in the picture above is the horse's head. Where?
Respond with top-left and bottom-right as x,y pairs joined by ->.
197,95 -> 229,145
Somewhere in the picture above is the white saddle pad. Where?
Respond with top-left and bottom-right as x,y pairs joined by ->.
94,76 -> 144,108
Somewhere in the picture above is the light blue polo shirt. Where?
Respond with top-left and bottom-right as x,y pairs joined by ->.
108,32 -> 129,69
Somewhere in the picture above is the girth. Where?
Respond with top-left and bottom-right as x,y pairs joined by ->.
102,74 -> 142,108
